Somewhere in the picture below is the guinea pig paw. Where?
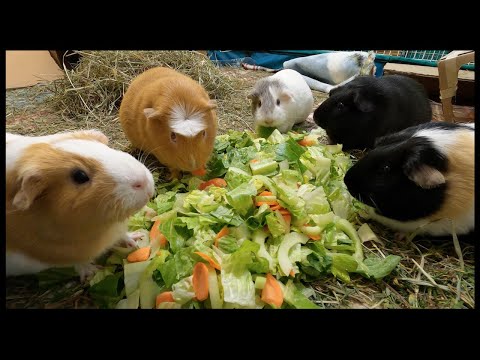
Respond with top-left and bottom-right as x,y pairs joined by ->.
75,263 -> 101,283
121,232 -> 145,248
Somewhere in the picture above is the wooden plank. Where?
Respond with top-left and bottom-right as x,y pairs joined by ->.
430,100 -> 475,123
383,63 -> 474,81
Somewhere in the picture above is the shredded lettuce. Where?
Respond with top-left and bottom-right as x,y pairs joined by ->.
226,182 -> 257,217
282,280 -> 320,309
91,129 -> 402,309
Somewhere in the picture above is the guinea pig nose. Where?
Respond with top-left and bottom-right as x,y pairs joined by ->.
265,119 -> 273,124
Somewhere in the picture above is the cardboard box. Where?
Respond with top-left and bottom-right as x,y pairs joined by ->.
6,50 -> 65,89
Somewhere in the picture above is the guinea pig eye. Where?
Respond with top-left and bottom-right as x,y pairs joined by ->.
276,99 -> 280,106
201,130 -> 206,138
71,169 -> 90,184
382,165 -> 391,172
337,102 -> 345,109
258,101 -> 262,107
170,132 -> 177,142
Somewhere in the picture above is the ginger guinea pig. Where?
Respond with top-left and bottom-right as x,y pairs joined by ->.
119,67 -> 218,179
344,122 -> 474,237
6,130 -> 155,280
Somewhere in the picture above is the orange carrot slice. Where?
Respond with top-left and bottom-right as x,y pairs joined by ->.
261,273 -> 283,308
192,167 -> 207,176
256,200 -> 279,207
309,235 -> 322,241
282,214 -> 292,228
192,262 -> 209,301
259,191 -> 273,196
298,138 -> 315,147
156,291 -> 175,307
150,219 -> 168,248
194,251 -> 221,270
198,178 -> 227,190
250,159 -> 259,163
270,204 -> 282,211
127,246 -> 151,263
289,270 -> 295,277
214,226 -> 229,247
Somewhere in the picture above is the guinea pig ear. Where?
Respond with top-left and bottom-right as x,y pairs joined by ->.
279,91 -> 294,103
205,100 -> 217,111
247,91 -> 257,101
405,164 -> 445,189
353,90 -> 375,113
403,143 -> 446,189
12,170 -> 47,210
144,108 -> 161,119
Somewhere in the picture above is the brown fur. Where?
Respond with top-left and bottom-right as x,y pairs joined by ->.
119,67 -> 217,178
6,143 -> 132,264
432,130 -> 475,220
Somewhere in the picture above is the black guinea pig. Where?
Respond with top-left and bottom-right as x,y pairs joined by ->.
343,121 -> 474,237
313,75 -> 432,150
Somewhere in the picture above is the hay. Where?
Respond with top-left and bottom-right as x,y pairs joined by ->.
45,51 -> 267,156
49,50 -> 239,118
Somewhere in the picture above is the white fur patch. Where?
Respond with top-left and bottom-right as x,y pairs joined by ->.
169,104 -> 207,137
413,128 -> 458,155
6,251 -> 51,276
368,204 -> 474,236
54,139 -> 154,210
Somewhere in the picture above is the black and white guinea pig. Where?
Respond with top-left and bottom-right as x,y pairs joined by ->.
344,122 -> 474,237
313,75 -> 432,150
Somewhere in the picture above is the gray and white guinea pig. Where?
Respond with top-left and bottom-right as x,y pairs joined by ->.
248,69 -> 314,133
344,122 -> 474,237
6,130 -> 155,280
313,75 -> 432,150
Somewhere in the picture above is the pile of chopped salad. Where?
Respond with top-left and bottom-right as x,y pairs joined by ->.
85,128 -> 401,309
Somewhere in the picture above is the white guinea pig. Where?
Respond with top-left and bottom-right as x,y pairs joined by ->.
6,129 -> 155,280
248,69 -> 314,133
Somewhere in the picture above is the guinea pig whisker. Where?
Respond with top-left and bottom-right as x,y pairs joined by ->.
369,195 -> 380,211
357,194 -> 363,203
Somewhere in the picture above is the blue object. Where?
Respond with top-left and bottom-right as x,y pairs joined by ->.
208,50 -> 308,69
207,50 -> 474,76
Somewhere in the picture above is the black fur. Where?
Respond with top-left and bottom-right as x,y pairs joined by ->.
344,134 -> 448,222
313,75 -> 432,150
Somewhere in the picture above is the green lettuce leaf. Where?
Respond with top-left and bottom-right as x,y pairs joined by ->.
358,255 -> 402,280
218,235 -> 240,254
36,267 -> 79,289
224,167 -> 252,190
282,280 -> 320,309
226,182 -> 257,217
160,218 -> 185,254
158,258 -> 177,289
89,272 -> 125,309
